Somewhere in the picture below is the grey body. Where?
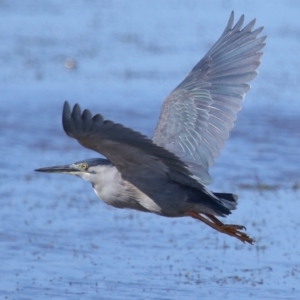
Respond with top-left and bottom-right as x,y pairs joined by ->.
43,158 -> 234,217
35,12 -> 265,243
91,163 -> 182,215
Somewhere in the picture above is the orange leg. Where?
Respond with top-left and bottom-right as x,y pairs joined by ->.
185,211 -> 253,244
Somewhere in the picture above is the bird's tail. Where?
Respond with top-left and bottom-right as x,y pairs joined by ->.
213,192 -> 238,211
189,189 -> 238,217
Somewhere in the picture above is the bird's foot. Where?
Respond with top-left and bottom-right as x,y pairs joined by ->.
185,212 -> 254,244
218,224 -> 253,244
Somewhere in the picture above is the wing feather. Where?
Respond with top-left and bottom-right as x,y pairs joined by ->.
153,12 -> 266,185
62,102 -> 207,195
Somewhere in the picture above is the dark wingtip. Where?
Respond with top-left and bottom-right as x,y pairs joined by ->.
63,101 -> 71,119
72,103 -> 82,119
62,101 -> 74,136
82,108 -> 92,122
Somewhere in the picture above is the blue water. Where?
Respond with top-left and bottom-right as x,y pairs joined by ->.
1,1 -> 300,299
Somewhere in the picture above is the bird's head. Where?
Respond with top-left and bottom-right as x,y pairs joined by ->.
35,158 -> 113,182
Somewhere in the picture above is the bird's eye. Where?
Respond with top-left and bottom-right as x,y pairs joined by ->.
81,163 -> 88,170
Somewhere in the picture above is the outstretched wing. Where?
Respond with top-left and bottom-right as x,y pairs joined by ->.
62,102 -> 207,195
152,12 -> 266,185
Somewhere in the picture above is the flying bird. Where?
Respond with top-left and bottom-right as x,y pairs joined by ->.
36,12 -> 266,244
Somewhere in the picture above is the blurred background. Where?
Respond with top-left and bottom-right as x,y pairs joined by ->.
1,1 -> 300,299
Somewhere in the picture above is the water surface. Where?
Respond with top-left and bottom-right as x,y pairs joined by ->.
1,1 -> 300,299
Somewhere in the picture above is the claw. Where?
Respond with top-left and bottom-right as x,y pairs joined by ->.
222,224 -> 246,231
219,224 -> 253,244
185,211 -> 253,244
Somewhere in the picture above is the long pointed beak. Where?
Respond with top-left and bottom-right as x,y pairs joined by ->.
35,165 -> 79,174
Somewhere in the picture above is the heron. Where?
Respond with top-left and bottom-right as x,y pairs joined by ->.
35,12 -> 266,244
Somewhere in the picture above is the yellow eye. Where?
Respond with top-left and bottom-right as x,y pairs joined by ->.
81,163 -> 88,170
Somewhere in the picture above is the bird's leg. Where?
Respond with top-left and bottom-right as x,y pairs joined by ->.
185,212 -> 253,244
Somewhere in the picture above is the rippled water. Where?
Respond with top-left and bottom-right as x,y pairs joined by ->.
1,1 -> 300,299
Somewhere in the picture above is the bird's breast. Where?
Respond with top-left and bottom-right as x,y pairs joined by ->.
93,179 -> 163,213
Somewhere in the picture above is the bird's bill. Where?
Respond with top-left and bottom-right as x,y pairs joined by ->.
35,164 -> 79,174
